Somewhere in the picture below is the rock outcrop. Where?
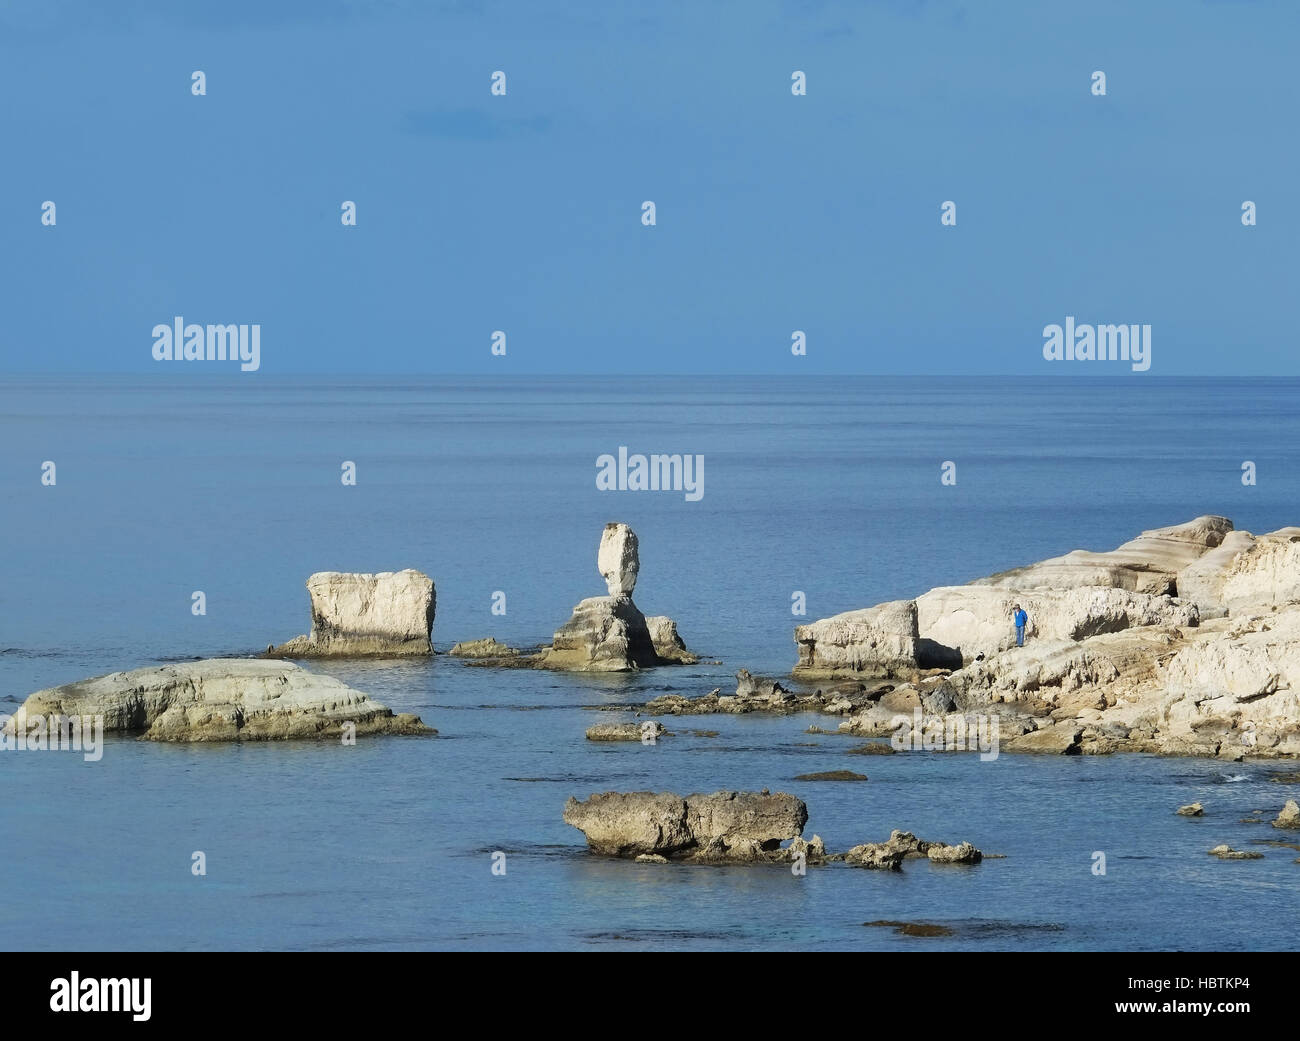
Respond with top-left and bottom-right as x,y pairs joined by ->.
563,792 -> 984,870
2,659 -> 432,742
795,600 -> 921,678
585,721 -> 666,742
843,830 -> 983,870
794,517 -> 1300,759
598,523 -> 639,596
1273,799 -> 1300,829
448,638 -> 520,658
1208,845 -> 1263,860
563,790 -> 807,860
534,524 -> 696,671
270,570 -> 435,657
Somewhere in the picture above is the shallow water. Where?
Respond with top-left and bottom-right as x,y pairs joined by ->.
2,375 -> 1299,950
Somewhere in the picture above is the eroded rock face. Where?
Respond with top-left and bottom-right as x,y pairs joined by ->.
539,596 -> 659,672
1273,799 -> 1300,829
2,659 -> 432,743
794,600 -> 920,678
646,616 -> 698,664
598,523 -> 640,597
916,586 -> 1198,662
844,830 -> 983,869
1220,532 -> 1300,616
585,721 -> 666,742
563,790 -> 807,860
534,524 -> 694,671
448,638 -> 520,658
976,515 -> 1233,596
793,515 -> 1300,760
271,570 -> 435,657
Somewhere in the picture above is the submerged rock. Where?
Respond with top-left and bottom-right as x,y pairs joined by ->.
793,770 -> 868,781
1208,845 -> 1264,860
448,637 -> 520,658
585,721 -> 666,742
269,570 -> 435,657
2,659 -> 433,742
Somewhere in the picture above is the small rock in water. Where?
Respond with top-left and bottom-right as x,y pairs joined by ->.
1176,802 -> 1205,816
585,722 -> 666,742
1272,799 -> 1300,829
1208,845 -> 1264,860
793,770 -> 868,782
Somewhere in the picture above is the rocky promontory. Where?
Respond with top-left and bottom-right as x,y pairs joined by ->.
794,516 -> 1300,758
3,659 -> 433,742
269,569 -> 436,657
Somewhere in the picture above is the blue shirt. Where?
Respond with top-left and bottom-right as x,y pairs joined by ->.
1014,610 -> 1028,628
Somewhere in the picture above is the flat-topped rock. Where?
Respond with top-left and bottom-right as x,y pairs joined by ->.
794,599 -> 920,678
270,569 -> 435,657
2,659 -> 433,742
563,790 -> 807,860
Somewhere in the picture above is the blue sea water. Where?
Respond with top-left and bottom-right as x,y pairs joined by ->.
2,374 -> 1299,951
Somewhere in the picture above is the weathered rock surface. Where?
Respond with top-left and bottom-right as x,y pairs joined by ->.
565,794 -> 985,871
977,515 -> 1232,596
795,600 -> 920,678
2,659 -> 433,742
1273,799 -> 1300,829
844,830 -> 983,870
646,616 -> 698,664
585,721 -> 666,742
538,596 -> 660,672
1208,845 -> 1264,860
448,637 -> 520,658
1177,802 -> 1205,816
563,790 -> 807,860
270,570 -> 435,657
527,524 -> 695,672
797,516 -> 1300,760
598,522 -> 639,597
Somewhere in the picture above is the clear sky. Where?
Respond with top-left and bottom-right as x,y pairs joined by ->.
1,0 -> 1295,374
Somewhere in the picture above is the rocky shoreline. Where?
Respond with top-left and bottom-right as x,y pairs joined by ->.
6,515 -> 1300,761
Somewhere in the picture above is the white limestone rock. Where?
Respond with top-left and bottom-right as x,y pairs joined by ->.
598,523 -> 639,597
271,569 -> 435,657
2,659 -> 432,742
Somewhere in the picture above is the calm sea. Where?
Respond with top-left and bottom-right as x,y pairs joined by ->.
2,375 -> 1298,950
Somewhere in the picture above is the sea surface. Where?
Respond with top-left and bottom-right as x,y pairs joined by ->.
2,374 -> 1299,951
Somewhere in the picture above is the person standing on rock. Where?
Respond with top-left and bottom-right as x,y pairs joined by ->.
1013,604 -> 1029,647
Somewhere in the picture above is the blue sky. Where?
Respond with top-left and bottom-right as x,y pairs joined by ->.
1,0 -> 1295,374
